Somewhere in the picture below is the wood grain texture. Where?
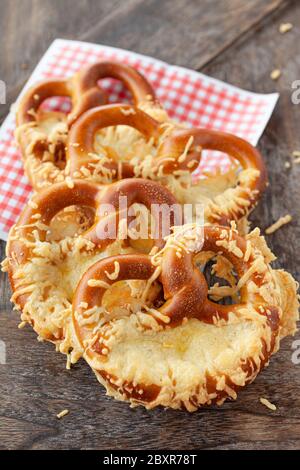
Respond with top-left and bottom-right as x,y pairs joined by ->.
0,0 -> 299,451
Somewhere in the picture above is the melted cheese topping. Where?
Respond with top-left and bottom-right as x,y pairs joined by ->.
74,225 -> 299,411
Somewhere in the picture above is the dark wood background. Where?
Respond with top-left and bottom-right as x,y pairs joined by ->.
0,0 -> 299,450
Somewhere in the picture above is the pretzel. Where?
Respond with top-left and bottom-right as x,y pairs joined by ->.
67,104 -> 266,225
15,62 -> 157,190
5,178 -> 178,351
67,103 -> 201,181
72,224 -> 299,410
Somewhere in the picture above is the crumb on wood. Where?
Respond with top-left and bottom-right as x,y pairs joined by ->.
279,23 -> 293,34
270,69 -> 281,80
265,214 -> 292,235
56,409 -> 69,419
260,397 -> 277,411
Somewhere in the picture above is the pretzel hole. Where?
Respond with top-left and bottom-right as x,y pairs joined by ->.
194,150 -> 240,182
46,205 -> 95,241
32,101 -> 69,168
97,78 -> 132,104
39,96 -> 72,114
195,254 -> 240,305
93,126 -> 154,164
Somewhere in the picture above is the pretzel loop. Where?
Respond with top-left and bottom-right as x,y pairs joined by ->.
17,61 -> 156,128
70,61 -> 156,125
182,129 -> 267,224
67,104 -> 202,179
8,178 -> 179,265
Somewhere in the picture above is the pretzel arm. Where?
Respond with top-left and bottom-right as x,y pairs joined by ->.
164,129 -> 267,223
67,104 -> 161,177
68,104 -> 203,179
159,226 -> 280,328
16,79 -> 72,125
88,178 -> 181,248
74,61 -> 156,105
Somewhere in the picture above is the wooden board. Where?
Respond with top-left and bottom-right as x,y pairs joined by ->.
0,0 -> 299,450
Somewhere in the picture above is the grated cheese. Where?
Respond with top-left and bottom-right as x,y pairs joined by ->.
265,214 -> 292,234
56,409 -> 69,419
260,397 -> 277,411
279,23 -> 293,34
104,261 -> 120,281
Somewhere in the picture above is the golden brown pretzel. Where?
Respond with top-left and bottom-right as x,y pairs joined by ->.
16,62 -> 156,127
73,225 -> 280,329
72,224 -> 292,410
6,177 -> 178,319
185,129 -> 267,225
67,103 -> 201,180
67,104 -> 266,225
15,62 -> 156,190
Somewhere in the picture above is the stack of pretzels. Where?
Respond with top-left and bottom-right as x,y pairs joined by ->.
3,61 -> 299,411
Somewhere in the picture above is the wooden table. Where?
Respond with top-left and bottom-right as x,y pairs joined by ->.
0,0 -> 299,450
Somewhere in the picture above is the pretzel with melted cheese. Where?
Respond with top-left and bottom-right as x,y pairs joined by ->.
72,224 -> 299,411
15,62 -> 158,190
4,178 -> 177,357
67,103 -> 200,182
67,103 -> 266,225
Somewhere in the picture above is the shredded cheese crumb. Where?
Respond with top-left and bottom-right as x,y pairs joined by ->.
292,150 -> 300,158
104,261 -> 120,281
120,107 -> 136,115
87,279 -> 111,289
28,200 -> 38,209
79,301 -> 88,309
260,397 -> 277,411
270,69 -> 281,80
279,23 -> 293,34
56,409 -> 69,419
265,214 -> 292,234
65,176 -> 74,189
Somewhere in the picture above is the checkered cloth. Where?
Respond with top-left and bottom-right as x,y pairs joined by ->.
0,39 -> 278,241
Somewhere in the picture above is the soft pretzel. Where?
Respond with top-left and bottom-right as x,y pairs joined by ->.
72,224 -> 299,411
67,104 -> 266,225
15,62 -> 157,190
67,104 -> 201,182
169,129 -> 267,226
4,178 -> 177,355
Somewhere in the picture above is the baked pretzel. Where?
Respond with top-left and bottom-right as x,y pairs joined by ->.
15,62 -> 157,190
72,224 -> 299,410
181,129 -> 267,226
67,103 -> 266,225
67,103 -> 200,181
5,178 -> 178,350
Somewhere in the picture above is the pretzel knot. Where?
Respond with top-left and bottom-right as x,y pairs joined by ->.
15,62 -> 156,190
67,104 -> 266,223
72,224 -> 282,409
67,103 -> 201,181
6,178 -> 178,343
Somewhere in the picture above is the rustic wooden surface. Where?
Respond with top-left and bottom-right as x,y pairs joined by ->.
0,0 -> 300,450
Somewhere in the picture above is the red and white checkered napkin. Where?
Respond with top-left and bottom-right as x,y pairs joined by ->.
0,39 -> 278,241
